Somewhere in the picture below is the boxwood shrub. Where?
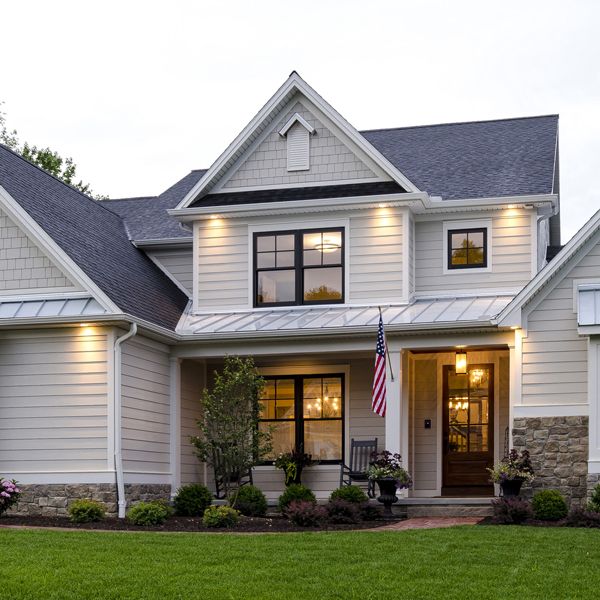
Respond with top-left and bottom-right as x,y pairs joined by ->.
532,490 -> 568,521
202,505 -> 240,528
329,485 -> 368,504
127,501 -> 172,526
173,484 -> 212,517
228,485 -> 267,517
278,484 -> 316,512
68,499 -> 106,523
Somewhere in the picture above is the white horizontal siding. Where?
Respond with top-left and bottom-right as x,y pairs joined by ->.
0,327 -> 108,473
148,249 -> 193,295
349,210 -> 403,302
196,220 -> 248,309
121,335 -> 171,474
522,238 -> 600,406
415,211 -> 533,293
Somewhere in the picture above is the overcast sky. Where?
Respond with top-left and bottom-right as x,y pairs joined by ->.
2,0 -> 599,241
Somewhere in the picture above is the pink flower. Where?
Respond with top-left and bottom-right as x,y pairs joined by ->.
0,491 -> 9,498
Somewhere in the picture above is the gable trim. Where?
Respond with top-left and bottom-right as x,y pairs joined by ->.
176,72 -> 419,209
0,184 -> 120,313
279,112 -> 315,137
496,208 -> 600,326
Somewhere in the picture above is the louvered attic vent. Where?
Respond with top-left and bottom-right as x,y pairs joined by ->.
279,113 -> 315,172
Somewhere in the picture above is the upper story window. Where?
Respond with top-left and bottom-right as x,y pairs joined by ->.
447,227 -> 488,270
254,228 -> 344,306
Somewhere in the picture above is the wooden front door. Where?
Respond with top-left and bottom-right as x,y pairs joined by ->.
442,364 -> 494,495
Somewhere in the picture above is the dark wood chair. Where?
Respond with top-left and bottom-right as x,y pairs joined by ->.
340,438 -> 378,498
212,448 -> 253,499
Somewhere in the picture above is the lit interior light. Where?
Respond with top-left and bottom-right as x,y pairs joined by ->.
314,239 -> 341,253
455,351 -> 467,374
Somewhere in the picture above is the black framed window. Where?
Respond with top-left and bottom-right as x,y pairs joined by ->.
254,228 -> 344,306
259,374 -> 344,463
447,228 -> 487,269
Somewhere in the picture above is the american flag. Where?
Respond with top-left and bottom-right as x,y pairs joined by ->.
372,314 -> 387,417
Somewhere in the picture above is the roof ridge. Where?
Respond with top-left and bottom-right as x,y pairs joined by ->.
360,114 -> 559,134
103,196 -> 158,203
0,142 -> 124,221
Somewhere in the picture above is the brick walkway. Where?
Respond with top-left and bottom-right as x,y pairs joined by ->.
369,516 -> 482,531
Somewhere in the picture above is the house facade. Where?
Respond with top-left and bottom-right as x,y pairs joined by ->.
0,72 -> 597,517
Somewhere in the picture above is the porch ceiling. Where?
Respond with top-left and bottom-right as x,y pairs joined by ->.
177,294 -> 514,337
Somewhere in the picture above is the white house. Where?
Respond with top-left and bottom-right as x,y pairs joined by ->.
0,72 -> 597,517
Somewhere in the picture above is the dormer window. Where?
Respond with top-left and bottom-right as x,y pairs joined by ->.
279,113 -> 315,172
447,228 -> 487,269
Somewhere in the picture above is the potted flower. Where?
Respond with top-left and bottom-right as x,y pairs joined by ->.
367,451 -> 412,517
0,477 -> 21,517
488,449 -> 534,497
274,447 -> 314,486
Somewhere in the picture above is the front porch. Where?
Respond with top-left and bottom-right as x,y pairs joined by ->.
173,331 -> 514,504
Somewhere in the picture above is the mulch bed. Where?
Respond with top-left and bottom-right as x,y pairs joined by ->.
0,514 -> 399,533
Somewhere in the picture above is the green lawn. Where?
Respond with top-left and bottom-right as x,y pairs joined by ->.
1,526 -> 599,599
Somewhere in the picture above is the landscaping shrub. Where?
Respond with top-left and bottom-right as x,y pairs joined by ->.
587,483 -> 600,512
229,485 -> 267,517
277,484 -> 316,512
532,490 -> 568,521
68,499 -> 105,523
173,484 -> 212,517
0,478 -> 21,516
326,499 -> 360,524
127,501 -> 172,526
491,497 -> 532,525
329,485 -> 368,504
285,500 -> 327,527
358,501 -> 381,521
202,505 -> 240,528
564,507 -> 600,528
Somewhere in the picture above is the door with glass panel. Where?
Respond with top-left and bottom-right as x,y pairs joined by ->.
258,375 -> 344,462
442,364 -> 494,494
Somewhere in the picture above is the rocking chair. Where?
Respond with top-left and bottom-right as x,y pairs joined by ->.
339,438 -> 378,498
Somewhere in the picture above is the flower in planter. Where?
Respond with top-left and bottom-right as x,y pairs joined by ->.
0,478 -> 21,516
488,449 -> 534,483
274,448 -> 315,486
367,451 -> 412,489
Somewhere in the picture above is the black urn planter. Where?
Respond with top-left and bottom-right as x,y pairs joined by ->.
375,478 -> 399,518
284,467 -> 303,486
500,478 -> 524,497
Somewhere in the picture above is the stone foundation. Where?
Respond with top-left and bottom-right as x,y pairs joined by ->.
8,483 -> 171,517
512,416 -> 589,507
587,474 -> 600,502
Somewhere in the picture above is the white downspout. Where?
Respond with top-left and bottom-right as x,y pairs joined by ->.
114,323 -> 137,518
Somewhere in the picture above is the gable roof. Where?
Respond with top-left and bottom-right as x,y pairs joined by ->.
362,115 -> 558,200
0,144 -> 189,330
497,208 -> 600,325
176,72 -> 419,208
106,169 -> 205,241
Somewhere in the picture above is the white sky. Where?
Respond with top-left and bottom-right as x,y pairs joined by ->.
2,0 -> 599,242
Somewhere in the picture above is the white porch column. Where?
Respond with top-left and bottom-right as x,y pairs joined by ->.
508,328 -> 523,450
385,350 -> 402,455
169,357 -> 182,499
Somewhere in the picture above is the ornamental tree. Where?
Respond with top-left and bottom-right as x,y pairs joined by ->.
191,356 -> 271,497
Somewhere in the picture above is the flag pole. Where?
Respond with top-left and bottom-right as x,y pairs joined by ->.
378,306 -> 395,382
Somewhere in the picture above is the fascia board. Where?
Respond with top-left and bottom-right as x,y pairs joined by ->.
0,185 -> 120,314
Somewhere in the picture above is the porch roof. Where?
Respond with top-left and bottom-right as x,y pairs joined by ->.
177,294 -> 514,337
0,296 -> 108,322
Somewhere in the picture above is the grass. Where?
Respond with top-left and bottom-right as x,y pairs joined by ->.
1,526 -> 599,599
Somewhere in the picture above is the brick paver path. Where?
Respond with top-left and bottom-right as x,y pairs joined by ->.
369,516 -> 482,531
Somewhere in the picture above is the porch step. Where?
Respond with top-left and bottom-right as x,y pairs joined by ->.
396,497 -> 494,518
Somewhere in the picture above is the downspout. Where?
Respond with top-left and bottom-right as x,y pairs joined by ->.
114,323 -> 137,518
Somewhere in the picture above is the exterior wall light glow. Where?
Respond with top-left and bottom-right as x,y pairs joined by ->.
455,351 -> 467,374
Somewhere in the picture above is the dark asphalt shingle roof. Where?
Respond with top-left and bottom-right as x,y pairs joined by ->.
192,181 -> 404,208
108,115 -> 558,241
106,169 -> 206,240
361,115 -> 558,200
0,144 -> 189,330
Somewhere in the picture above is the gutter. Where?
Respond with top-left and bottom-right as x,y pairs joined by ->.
113,322 -> 137,518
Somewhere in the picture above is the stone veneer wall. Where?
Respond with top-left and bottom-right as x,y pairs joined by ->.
512,416 -> 589,507
8,484 -> 171,517
587,474 -> 600,501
